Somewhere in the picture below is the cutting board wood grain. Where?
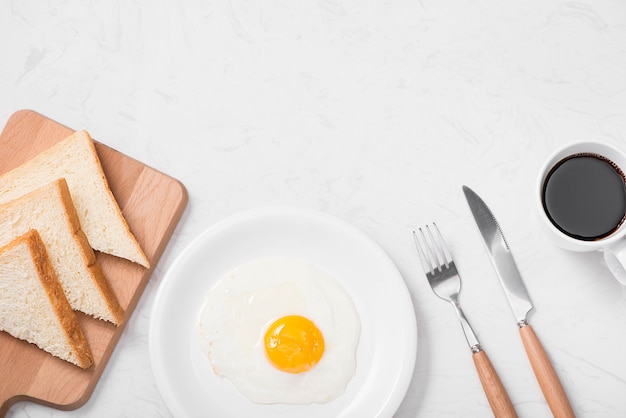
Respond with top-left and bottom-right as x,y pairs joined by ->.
0,110 -> 188,417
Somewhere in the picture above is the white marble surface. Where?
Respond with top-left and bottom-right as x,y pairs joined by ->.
2,0 -> 626,417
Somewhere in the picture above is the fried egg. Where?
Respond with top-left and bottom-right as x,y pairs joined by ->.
196,256 -> 360,404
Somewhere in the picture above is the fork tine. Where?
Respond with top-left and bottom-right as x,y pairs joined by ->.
412,228 -> 433,275
430,223 -> 451,267
413,223 -> 453,274
421,226 -> 443,272
423,225 -> 444,269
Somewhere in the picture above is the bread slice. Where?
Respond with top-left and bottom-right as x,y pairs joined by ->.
0,179 -> 124,324
0,230 -> 93,368
0,130 -> 149,267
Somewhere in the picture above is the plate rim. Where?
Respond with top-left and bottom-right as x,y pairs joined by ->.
149,206 -> 417,417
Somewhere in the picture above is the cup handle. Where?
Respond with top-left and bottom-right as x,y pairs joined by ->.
603,240 -> 626,285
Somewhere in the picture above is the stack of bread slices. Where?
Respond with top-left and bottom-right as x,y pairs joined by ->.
0,130 -> 148,369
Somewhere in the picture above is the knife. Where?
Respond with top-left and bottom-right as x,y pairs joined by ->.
462,185 -> 575,418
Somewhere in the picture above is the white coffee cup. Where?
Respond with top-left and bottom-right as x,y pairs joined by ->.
537,141 -> 626,285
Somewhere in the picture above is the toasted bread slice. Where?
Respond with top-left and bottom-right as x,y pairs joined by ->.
0,179 -> 124,324
0,230 -> 94,368
0,130 -> 149,267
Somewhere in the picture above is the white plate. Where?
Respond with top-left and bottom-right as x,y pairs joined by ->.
149,207 -> 417,418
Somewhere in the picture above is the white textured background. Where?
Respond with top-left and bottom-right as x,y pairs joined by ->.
1,0 -> 626,416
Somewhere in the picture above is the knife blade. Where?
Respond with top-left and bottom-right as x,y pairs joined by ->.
462,185 -> 575,418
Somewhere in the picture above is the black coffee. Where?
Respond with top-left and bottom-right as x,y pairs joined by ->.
542,153 -> 626,240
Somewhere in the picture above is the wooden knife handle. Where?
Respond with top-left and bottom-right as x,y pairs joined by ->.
472,350 -> 518,418
519,324 -> 575,418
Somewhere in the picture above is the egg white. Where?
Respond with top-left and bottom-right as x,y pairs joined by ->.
196,256 -> 360,405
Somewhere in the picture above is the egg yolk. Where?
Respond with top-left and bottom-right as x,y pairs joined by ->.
264,315 -> 325,374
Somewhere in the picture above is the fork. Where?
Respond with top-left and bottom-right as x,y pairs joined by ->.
413,223 -> 518,418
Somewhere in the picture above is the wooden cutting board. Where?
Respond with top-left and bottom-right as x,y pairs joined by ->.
0,110 -> 188,416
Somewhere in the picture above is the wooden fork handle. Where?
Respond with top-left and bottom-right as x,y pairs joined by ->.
472,350 -> 518,418
519,324 -> 575,418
